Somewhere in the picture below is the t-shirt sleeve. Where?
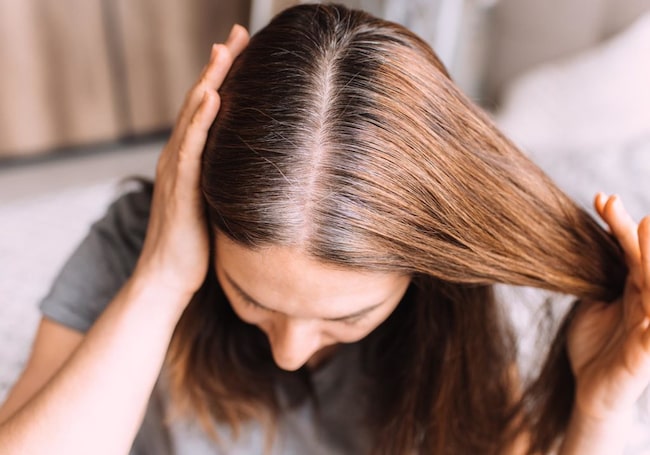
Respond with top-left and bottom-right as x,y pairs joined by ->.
39,187 -> 152,333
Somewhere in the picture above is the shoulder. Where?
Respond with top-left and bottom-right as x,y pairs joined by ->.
95,182 -> 152,241
39,183 -> 153,332
84,182 -> 153,275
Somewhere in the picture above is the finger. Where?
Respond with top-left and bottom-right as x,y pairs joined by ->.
198,24 -> 249,91
176,90 -> 221,198
193,25 -> 249,102
594,192 -> 611,233
225,23 -> 250,57
176,25 -> 249,136
601,195 -> 641,266
177,45 -> 232,126
641,316 -> 650,351
638,218 -> 650,319
640,217 -> 650,288
191,25 -> 249,90
594,192 -> 607,218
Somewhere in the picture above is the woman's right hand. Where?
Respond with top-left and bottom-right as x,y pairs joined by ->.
135,24 -> 249,302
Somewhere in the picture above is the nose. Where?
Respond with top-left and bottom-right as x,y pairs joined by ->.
268,317 -> 322,371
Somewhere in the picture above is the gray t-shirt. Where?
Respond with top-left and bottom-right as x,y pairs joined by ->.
39,189 -> 372,455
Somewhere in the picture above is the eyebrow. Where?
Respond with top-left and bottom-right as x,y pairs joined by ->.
223,272 -> 385,321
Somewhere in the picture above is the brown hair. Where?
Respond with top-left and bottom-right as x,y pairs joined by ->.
166,4 -> 627,453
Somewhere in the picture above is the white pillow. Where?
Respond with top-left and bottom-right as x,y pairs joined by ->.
0,182 -> 121,403
495,12 -> 650,153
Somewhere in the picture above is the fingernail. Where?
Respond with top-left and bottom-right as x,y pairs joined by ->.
227,24 -> 239,42
210,43 -> 218,62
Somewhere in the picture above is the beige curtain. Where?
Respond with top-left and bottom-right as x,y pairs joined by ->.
0,0 -> 249,158
0,1 -> 119,157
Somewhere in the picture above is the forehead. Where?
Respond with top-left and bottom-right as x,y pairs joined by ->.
215,232 -> 408,316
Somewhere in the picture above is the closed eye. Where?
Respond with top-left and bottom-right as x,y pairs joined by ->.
336,313 -> 368,325
238,291 -> 276,313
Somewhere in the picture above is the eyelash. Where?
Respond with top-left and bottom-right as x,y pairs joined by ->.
238,293 -> 366,325
242,296 -> 267,311
339,315 -> 366,326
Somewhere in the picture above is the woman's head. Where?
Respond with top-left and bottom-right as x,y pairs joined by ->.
202,3 -> 624,297
168,4 -> 628,454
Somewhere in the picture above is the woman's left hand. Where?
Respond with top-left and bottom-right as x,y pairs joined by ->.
567,193 -> 650,422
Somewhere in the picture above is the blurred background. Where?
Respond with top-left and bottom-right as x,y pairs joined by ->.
1,0 -> 649,449
2,0 -> 649,161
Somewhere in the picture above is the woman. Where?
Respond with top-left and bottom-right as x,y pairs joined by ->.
1,4 -> 649,454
